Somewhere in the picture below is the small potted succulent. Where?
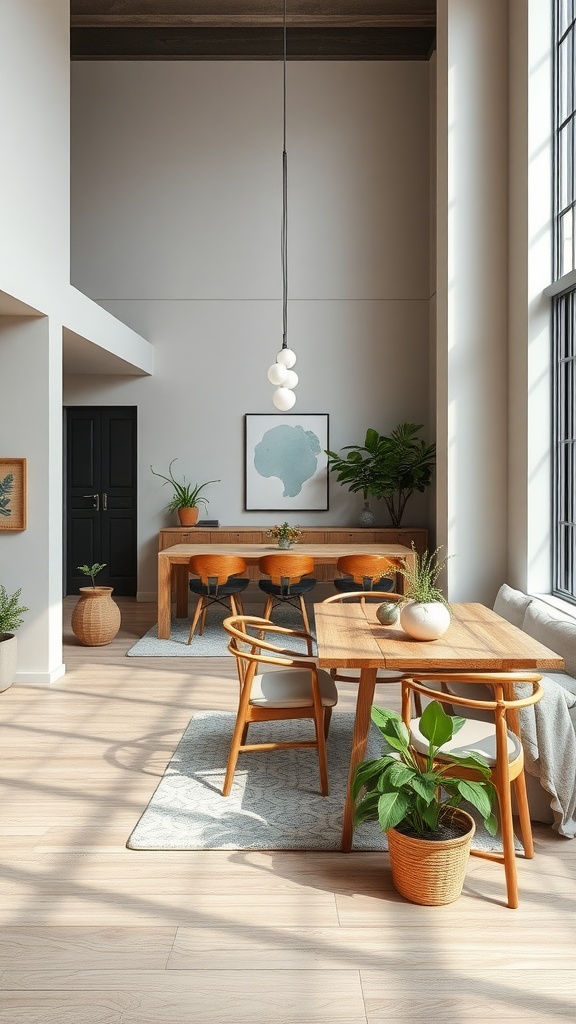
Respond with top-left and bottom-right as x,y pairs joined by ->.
71,562 -> 121,647
266,522 -> 302,549
353,700 -> 497,905
150,460 -> 220,526
396,543 -> 451,640
0,585 -> 28,692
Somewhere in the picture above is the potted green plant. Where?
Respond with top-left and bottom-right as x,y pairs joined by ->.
325,422 -> 436,528
150,460 -> 220,526
71,562 -> 121,647
266,522 -> 302,549
0,585 -> 28,692
353,700 -> 497,905
396,543 -> 451,640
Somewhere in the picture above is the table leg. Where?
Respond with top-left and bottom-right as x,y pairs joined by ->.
158,556 -> 172,639
340,666 -> 378,852
175,565 -> 189,617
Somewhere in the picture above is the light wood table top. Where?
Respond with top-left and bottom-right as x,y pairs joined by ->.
313,600 -> 565,851
157,541 -> 414,639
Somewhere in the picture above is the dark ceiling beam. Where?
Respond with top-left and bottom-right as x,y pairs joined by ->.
70,26 -> 436,60
71,15 -> 436,28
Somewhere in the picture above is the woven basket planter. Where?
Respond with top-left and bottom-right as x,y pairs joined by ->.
71,587 -> 121,647
387,808 -> 476,906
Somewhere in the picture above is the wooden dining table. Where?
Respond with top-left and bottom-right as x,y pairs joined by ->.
157,541 -> 415,639
313,599 -> 566,851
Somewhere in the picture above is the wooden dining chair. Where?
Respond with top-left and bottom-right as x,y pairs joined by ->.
333,553 -> 401,594
187,554 -> 250,644
258,553 -> 317,634
399,671 -> 544,909
221,614 -> 339,796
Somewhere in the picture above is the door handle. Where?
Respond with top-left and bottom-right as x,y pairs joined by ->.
102,493 -> 108,511
83,494 -> 100,510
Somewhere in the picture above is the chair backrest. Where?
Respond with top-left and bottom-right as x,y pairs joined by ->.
189,554 -> 247,586
400,671 -> 544,745
222,613 -> 314,685
335,553 -> 401,588
258,553 -> 315,586
323,589 -> 403,605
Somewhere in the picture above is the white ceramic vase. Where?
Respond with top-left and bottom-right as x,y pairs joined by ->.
400,600 -> 451,641
0,633 -> 17,692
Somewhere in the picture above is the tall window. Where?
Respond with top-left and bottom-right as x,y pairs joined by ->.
553,1 -> 576,603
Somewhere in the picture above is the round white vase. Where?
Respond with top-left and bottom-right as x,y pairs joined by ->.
400,600 -> 451,641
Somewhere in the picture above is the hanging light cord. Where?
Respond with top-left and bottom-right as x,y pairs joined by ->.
281,0 -> 288,350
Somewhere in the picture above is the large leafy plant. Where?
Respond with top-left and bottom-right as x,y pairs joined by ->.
0,585 -> 28,634
325,422 -> 436,527
353,701 -> 497,837
150,460 -> 219,512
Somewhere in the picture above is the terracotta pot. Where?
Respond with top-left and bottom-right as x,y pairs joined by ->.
388,808 -> 476,905
0,633 -> 17,692
71,587 -> 121,646
178,507 -> 199,526
400,600 -> 451,640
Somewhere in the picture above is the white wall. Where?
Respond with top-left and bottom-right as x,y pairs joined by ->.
0,2 -> 152,682
436,0 -> 510,604
67,60 -> 434,600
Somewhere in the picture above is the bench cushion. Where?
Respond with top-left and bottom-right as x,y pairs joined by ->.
522,601 -> 576,678
493,583 -> 533,628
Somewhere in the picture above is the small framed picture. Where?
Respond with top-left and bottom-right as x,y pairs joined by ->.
245,414 -> 329,512
0,459 -> 27,531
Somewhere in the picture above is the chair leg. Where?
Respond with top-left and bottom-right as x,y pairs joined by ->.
312,707 -> 329,796
223,710 -> 248,796
187,596 -> 205,644
263,596 -> 274,621
199,602 -> 209,636
495,778 -> 520,909
299,595 -> 311,634
323,705 -> 333,738
512,769 -> 535,859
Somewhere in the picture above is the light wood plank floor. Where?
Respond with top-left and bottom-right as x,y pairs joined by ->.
0,597 -> 575,1023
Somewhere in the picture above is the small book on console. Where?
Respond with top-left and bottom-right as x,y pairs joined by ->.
196,520 -> 219,527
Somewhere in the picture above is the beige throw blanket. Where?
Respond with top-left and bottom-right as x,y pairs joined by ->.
518,674 -> 576,838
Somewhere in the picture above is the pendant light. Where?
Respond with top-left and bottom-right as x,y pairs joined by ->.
267,0 -> 298,411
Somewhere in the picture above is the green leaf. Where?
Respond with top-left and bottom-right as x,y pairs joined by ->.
352,757 -> 396,799
419,700 -> 454,750
353,791 -> 381,826
376,790 -> 411,832
410,774 -> 438,804
386,762 -> 416,788
453,779 -> 495,820
371,706 -> 410,752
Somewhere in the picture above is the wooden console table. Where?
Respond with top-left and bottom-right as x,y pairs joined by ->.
159,525 -> 428,597
157,537 -> 419,639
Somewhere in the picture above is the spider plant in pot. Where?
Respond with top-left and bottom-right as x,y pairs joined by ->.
396,543 -> 451,640
0,585 -> 28,692
71,562 -> 121,647
150,460 -> 220,526
353,700 -> 497,905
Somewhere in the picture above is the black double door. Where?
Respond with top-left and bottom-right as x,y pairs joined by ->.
65,407 -> 137,596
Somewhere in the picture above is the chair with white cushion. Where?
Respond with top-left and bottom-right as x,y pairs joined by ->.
400,671 -> 544,909
222,614 -> 339,797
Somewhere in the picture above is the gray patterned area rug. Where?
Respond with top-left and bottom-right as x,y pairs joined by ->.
127,710 -> 517,853
126,605 -> 314,658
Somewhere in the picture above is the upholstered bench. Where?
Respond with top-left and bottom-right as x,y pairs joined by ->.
492,584 -> 576,837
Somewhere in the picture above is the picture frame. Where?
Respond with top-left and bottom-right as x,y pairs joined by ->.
245,414 -> 329,512
0,458 -> 27,531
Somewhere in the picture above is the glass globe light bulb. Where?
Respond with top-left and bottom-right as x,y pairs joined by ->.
273,387 -> 296,411
276,347 -> 296,368
267,362 -> 288,385
282,369 -> 298,389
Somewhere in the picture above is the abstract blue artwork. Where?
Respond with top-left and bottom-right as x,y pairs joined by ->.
245,414 -> 329,511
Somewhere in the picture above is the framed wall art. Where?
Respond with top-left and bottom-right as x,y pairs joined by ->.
0,458 -> 27,531
245,414 -> 329,512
